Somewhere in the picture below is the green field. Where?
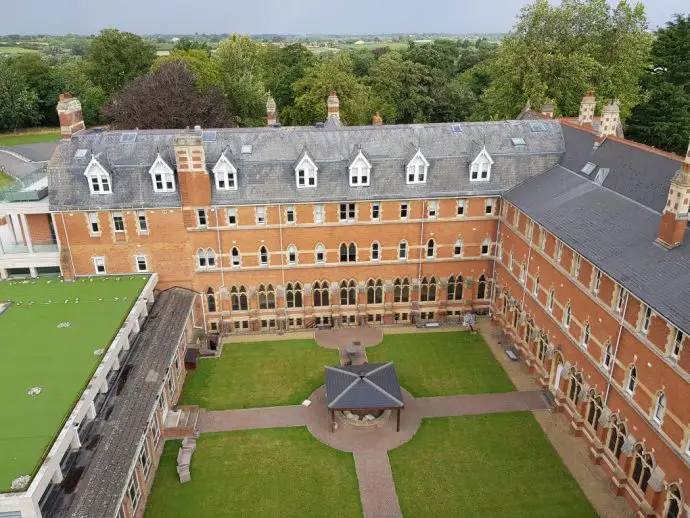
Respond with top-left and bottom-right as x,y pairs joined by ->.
0,47 -> 38,54
389,413 -> 597,517
145,428 -> 362,518
0,132 -> 61,146
0,275 -> 149,491
367,331 -> 515,396
182,339 -> 338,409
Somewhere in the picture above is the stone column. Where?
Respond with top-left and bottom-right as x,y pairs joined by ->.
19,213 -> 33,253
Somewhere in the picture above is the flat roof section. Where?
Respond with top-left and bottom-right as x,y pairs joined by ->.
0,275 -> 150,493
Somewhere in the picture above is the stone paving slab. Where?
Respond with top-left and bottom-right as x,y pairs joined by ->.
354,451 -> 402,518
198,405 -> 309,433
315,327 -> 383,349
417,390 -> 550,418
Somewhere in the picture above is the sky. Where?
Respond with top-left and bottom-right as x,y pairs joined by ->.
0,0 -> 687,35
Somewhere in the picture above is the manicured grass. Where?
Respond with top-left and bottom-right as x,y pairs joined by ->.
366,331 -> 514,396
389,413 -> 597,517
145,428 -> 362,518
0,132 -> 61,146
182,339 -> 338,409
0,275 -> 149,491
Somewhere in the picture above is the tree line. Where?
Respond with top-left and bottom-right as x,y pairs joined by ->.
0,1 -> 688,155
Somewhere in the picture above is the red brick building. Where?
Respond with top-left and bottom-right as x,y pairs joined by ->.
46,92 -> 690,517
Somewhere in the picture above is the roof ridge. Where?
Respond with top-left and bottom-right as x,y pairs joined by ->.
327,377 -> 359,408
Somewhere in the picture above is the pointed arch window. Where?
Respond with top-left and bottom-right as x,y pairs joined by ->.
197,248 -> 207,269
230,286 -> 248,311
665,484 -> 682,518
607,417 -> 626,459
586,392 -> 603,430
231,247 -> 241,267
603,342 -> 613,370
84,156 -> 112,194
626,366 -> 637,395
470,146 -> 493,181
563,304 -> 571,329
287,245 -> 298,265
581,322 -> 590,348
547,289 -> 555,313
631,445 -> 654,493
420,276 -> 437,302
453,240 -> 463,257
447,275 -> 463,301
477,274 -> 487,300
259,246 -> 269,266
207,248 -> 216,268
149,154 -> 176,192
340,242 -> 356,263
533,275 -> 540,297
286,282 -> 303,308
213,152 -> 237,190
258,284 -> 276,310
367,279 -> 383,304
426,239 -> 436,258
340,280 -> 357,306
371,241 -> 380,261
313,281 -> 330,307
394,278 -> 410,303
567,371 -> 583,403
206,287 -> 216,313
349,150 -> 371,186
653,393 -> 666,424
406,150 -> 429,184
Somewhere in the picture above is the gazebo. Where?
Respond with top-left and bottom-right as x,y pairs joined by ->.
325,362 -> 405,432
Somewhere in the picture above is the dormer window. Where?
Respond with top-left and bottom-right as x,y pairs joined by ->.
84,156 -> 111,194
295,152 -> 317,188
406,150 -> 429,184
213,152 -> 237,191
470,146 -> 493,182
349,150 -> 371,186
148,154 -> 175,193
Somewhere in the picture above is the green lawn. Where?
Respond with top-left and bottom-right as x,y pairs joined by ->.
367,331 -> 514,396
389,413 -> 597,517
0,132 -> 60,146
145,428 -> 361,518
182,339 -> 338,409
0,275 -> 149,491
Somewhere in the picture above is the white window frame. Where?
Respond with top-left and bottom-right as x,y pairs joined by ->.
339,203 -> 356,222
87,212 -> 100,235
93,256 -> 106,275
547,289 -> 555,313
603,343 -> 612,370
196,208 -> 207,227
256,206 -> 266,225
671,329 -> 683,359
426,239 -> 435,258
227,207 -> 237,226
563,304 -> 571,329
485,198 -> 495,215
456,199 -> 466,217
231,247 -> 241,268
139,442 -> 152,479
287,245 -> 298,265
398,240 -> 408,260
626,366 -> 637,395
371,202 -> 380,221
112,212 -> 125,233
582,322 -> 590,348
371,241 -> 380,261
616,287 -> 627,313
533,276 -> 540,297
259,246 -> 269,267
148,153 -> 176,193
652,393 -> 665,424
481,238 -> 491,256
135,255 -> 148,272
295,153 -> 318,188
453,239 -> 463,257
315,243 -> 326,263
572,253 -> 581,277
470,146 -> 493,182
406,150 -> 429,184
400,202 -> 409,220
213,152 -> 237,191
84,156 -> 112,194
136,210 -> 148,234
127,474 -> 141,513
314,205 -> 324,224
641,306 -> 652,335
593,269 -> 602,294
285,206 -> 296,224
427,200 -> 439,219
349,150 -> 371,186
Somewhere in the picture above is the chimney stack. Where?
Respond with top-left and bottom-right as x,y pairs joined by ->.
57,92 -> 85,139
327,90 -> 340,119
656,140 -> 690,249
372,112 -> 383,126
541,100 -> 555,119
578,91 -> 596,125
598,99 -> 620,138
266,95 -> 278,126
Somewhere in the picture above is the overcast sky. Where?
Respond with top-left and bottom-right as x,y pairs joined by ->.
1,0 -> 686,35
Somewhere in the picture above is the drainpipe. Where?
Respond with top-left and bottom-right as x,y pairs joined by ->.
213,205 -> 225,331
604,289 -> 629,406
60,213 -> 77,278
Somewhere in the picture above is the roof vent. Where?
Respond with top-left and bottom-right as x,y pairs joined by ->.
201,130 -> 217,142
529,122 -> 547,132
594,168 -> 609,185
450,124 -> 463,134
120,132 -> 137,143
74,149 -> 88,159
581,162 -> 597,176
511,137 -> 526,147
241,145 -> 252,154
194,125 -> 202,131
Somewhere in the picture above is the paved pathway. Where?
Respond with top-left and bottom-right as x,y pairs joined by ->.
198,387 -> 550,518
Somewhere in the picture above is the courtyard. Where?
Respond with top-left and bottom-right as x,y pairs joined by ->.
0,275 -> 149,492
145,329 -> 599,517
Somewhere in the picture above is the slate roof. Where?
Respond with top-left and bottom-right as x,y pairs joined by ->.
504,164 -> 690,336
325,362 -> 404,410
48,121 -> 565,211
560,124 -> 682,213
64,287 -> 197,518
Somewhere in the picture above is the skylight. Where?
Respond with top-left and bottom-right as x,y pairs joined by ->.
511,137 -> 526,146
120,132 -> 137,143
529,122 -> 547,132
74,149 -> 88,159
581,162 -> 597,176
594,168 -> 610,185
241,145 -> 252,154
450,124 -> 463,134
202,131 -> 217,142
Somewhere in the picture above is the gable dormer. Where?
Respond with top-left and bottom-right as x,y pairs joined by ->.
470,146 -> 493,182
83,156 -> 111,194
349,150 -> 371,186
213,152 -> 237,190
148,153 -> 176,193
295,151 -> 317,188
406,149 -> 429,184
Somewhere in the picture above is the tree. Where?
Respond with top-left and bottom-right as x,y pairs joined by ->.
173,37 -> 211,55
8,53 -> 62,125
54,59 -> 108,127
0,59 -> 40,131
101,61 -> 236,130
154,49 -> 221,89
483,0 -> 651,119
626,15 -> 690,155
87,29 -> 156,95
213,34 -> 268,126
262,44 -> 315,125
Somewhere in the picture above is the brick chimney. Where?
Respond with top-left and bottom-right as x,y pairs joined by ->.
372,112 -> 383,126
578,91 -> 596,125
174,135 -> 210,209
327,90 -> 340,119
541,100 -> 555,119
656,140 -> 690,249
57,92 -> 85,139
266,95 -> 278,126
598,99 -> 620,138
